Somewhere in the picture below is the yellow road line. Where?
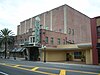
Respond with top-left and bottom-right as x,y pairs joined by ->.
0,63 -> 57,75
39,66 -> 99,74
59,70 -> 66,75
35,70 -> 57,75
13,65 -> 20,67
0,63 -> 99,75
13,66 -> 57,75
49,74 -> 58,75
31,67 -> 39,71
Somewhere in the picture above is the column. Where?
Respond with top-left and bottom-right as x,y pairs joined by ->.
63,5 -> 67,34
50,11 -> 52,31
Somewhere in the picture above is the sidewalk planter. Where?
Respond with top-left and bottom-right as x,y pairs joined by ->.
67,54 -> 73,61
81,55 -> 85,62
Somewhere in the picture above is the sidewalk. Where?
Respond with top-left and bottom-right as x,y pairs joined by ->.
1,57 -> 100,69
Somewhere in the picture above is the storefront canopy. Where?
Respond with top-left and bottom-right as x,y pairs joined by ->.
11,48 -> 26,52
39,43 -> 92,51
0,49 -> 5,52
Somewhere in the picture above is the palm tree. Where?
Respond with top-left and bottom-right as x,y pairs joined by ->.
0,28 -> 14,59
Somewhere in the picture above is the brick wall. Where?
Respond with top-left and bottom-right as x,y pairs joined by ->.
66,5 -> 91,44
17,4 -> 92,46
40,29 -> 67,47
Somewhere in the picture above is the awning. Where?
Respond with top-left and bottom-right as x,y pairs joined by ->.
39,47 -> 82,51
20,48 -> 26,52
39,43 -> 92,51
16,48 -> 22,52
11,48 -> 26,52
0,49 -> 5,52
77,43 -> 92,49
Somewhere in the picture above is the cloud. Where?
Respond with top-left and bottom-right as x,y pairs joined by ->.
0,0 -> 100,35
65,0 -> 100,18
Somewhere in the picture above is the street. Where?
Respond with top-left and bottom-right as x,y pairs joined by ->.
0,58 -> 100,75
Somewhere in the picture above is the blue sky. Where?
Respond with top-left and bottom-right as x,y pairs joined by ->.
0,0 -> 100,35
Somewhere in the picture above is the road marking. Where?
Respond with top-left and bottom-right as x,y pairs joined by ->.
38,66 -> 99,74
13,65 -> 20,67
67,69 -> 99,74
0,63 -> 57,75
0,71 -> 9,75
59,70 -> 66,75
49,74 -> 57,75
14,66 -> 57,75
31,67 -> 39,71
34,70 -> 57,75
0,63 -> 99,75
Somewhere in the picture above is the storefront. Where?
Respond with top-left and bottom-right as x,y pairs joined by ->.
39,43 -> 93,64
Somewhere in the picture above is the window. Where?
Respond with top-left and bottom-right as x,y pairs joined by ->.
33,37 -> 35,42
72,40 -> 74,44
30,37 -> 32,43
25,38 -> 27,41
58,38 -> 60,45
72,29 -> 74,35
63,39 -> 66,44
21,39 -> 24,44
45,26 -> 49,30
74,52 -> 82,59
97,26 -> 100,36
51,37 -> 54,44
45,37 -> 48,44
68,28 -> 71,34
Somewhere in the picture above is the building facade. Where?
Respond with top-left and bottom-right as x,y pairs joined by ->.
16,4 -> 95,64
17,4 -> 91,46
91,17 -> 100,64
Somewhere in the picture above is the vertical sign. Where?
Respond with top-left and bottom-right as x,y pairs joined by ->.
35,17 -> 40,44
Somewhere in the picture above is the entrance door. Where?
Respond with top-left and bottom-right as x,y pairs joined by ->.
29,47 -> 39,61
98,49 -> 100,63
66,53 -> 70,61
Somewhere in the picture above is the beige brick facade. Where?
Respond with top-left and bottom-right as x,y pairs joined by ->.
17,4 -> 91,47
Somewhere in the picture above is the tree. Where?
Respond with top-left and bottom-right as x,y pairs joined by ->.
0,28 -> 14,59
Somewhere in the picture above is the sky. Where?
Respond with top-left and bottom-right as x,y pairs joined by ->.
0,0 -> 100,35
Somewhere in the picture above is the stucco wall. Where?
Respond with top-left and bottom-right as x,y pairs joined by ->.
86,49 -> 92,64
41,50 -> 66,61
96,18 -> 100,26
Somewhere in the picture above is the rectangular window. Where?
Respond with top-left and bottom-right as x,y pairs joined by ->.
63,39 -> 65,44
97,26 -> 100,36
72,29 -> 74,35
31,37 -> 32,43
74,52 -> 82,59
33,37 -> 35,42
51,37 -> 54,44
45,37 -> 48,44
58,38 -> 60,45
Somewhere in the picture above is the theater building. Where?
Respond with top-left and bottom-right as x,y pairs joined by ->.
15,4 -> 97,64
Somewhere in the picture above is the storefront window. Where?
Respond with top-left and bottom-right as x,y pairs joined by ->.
74,52 -> 82,59
97,26 -> 100,36
45,37 -> 48,44
58,38 -> 60,45
51,37 -> 54,44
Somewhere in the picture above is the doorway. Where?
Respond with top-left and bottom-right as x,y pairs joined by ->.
29,47 -> 39,61
66,53 -> 70,61
98,49 -> 100,63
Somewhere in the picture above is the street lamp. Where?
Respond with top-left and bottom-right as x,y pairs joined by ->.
43,46 -> 46,63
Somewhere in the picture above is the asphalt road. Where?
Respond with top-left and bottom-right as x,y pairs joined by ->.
0,58 -> 100,75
